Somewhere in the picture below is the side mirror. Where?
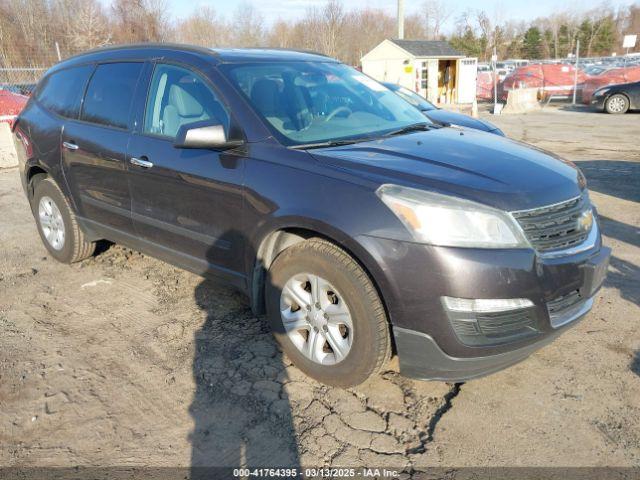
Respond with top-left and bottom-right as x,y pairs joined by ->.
173,120 -> 244,150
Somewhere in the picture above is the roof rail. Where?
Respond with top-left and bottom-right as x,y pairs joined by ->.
65,42 -> 219,60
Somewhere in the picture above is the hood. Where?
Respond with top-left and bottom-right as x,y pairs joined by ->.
310,127 -> 584,211
425,109 -> 499,133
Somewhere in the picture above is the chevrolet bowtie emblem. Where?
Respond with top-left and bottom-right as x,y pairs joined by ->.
578,209 -> 594,232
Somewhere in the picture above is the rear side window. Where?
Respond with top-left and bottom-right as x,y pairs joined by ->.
81,62 -> 143,129
36,65 -> 93,118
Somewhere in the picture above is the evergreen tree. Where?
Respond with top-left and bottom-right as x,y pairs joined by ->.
522,26 -> 543,58
557,24 -> 571,58
592,16 -> 615,56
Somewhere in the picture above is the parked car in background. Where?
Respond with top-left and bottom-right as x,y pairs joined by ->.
382,82 -> 505,136
0,88 -> 29,128
495,67 -> 509,82
14,44 -> 609,387
590,81 -> 640,114
0,83 -> 36,96
583,65 -> 612,76
504,59 -> 530,69
496,61 -> 513,73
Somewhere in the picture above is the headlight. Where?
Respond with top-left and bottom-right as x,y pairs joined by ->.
594,88 -> 610,96
376,184 -> 529,248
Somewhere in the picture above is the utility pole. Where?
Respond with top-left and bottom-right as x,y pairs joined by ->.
572,39 -> 580,105
397,0 -> 405,39
493,45 -> 498,110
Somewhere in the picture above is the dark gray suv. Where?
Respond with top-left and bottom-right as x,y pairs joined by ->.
13,44 -> 610,387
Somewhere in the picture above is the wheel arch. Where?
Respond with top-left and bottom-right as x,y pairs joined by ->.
249,224 -> 395,339
25,164 -> 49,203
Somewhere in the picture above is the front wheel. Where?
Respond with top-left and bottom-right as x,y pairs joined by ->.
605,94 -> 629,114
266,238 -> 391,387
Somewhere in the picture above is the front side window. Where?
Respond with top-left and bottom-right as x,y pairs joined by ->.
81,62 -> 143,129
36,65 -> 93,118
220,62 -> 427,146
144,64 -> 230,139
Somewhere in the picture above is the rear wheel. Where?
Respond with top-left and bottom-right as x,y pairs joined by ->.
605,94 -> 629,114
266,238 -> 391,387
33,177 -> 95,263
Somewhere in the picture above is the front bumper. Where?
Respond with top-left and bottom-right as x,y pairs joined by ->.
393,297 -> 591,381
358,231 -> 611,381
590,95 -> 606,110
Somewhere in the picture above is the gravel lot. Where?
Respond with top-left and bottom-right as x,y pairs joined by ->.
0,106 -> 638,472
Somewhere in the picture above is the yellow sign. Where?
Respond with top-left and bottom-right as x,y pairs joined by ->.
404,65 -> 413,73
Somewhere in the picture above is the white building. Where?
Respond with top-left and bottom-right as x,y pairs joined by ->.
361,39 -> 477,104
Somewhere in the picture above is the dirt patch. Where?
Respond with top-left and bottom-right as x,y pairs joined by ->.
1,108 -> 639,469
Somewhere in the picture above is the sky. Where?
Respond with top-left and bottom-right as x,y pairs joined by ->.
160,0 -> 638,32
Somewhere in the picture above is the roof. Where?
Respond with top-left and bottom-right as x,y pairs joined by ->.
389,39 -> 463,58
211,47 -> 335,63
54,43 -> 336,73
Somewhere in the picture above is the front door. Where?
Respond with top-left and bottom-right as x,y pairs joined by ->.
61,62 -> 144,234
127,63 -> 245,285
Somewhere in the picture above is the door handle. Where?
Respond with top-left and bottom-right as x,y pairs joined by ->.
62,141 -> 79,150
130,157 -> 153,169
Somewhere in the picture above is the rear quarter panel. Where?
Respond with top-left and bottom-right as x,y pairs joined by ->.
13,101 -> 68,203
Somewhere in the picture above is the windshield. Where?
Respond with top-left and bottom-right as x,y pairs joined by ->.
393,86 -> 436,111
220,62 -> 428,146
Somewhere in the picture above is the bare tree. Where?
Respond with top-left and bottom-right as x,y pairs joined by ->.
267,20 -> 296,49
175,6 -> 230,47
229,2 -> 265,47
52,0 -> 111,54
422,0 -> 454,39
404,13 -> 427,39
111,0 -> 170,43
317,0 -> 346,58
476,10 -> 493,60
342,8 -> 395,64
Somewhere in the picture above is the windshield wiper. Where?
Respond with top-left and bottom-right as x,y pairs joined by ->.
382,122 -> 434,137
289,123 -> 436,149
289,138 -> 370,150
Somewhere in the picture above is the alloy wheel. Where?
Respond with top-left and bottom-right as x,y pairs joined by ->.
280,273 -> 353,365
607,95 -> 627,113
38,195 -> 65,250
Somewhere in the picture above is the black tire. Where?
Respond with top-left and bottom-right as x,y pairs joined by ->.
32,177 -> 95,263
266,238 -> 391,387
605,94 -> 629,114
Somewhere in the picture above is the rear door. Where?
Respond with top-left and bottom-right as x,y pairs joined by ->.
126,63 -> 245,284
61,62 -> 144,234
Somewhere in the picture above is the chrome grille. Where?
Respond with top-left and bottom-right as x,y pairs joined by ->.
512,194 -> 592,252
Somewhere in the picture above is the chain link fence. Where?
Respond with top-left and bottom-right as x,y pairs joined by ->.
0,47 -> 60,124
0,67 -> 46,125
0,67 -> 47,95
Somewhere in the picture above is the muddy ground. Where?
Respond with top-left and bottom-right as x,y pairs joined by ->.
0,106 -> 639,472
